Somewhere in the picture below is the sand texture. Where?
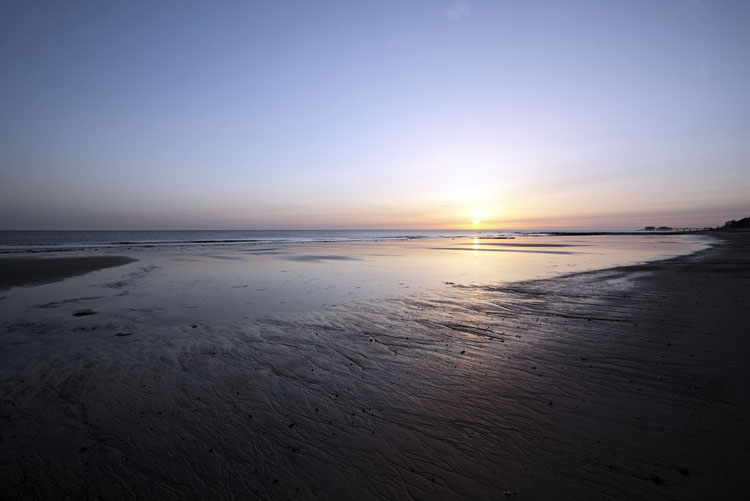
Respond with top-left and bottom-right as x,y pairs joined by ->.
0,232 -> 748,499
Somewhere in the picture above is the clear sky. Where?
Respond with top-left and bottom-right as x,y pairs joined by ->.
1,0 -> 748,230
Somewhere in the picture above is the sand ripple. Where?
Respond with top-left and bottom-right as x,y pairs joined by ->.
1,234 -> 749,499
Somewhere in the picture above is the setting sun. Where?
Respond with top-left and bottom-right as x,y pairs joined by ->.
468,210 -> 490,228
1,0 -> 748,497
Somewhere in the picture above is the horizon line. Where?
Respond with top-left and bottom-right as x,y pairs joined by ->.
0,226 -> 722,232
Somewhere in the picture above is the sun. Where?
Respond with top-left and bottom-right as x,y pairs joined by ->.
469,210 -> 489,227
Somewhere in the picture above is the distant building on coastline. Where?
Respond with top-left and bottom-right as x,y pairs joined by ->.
644,226 -> 674,231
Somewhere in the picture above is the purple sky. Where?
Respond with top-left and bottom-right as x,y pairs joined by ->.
1,0 -> 748,229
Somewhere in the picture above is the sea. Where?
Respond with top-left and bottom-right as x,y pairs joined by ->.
0,229 -> 655,252
0,228 -> 713,324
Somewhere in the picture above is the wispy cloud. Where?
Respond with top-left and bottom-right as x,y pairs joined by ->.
444,1 -> 472,21
686,0 -> 709,19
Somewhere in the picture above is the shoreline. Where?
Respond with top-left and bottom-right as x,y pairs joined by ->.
0,232 -> 709,295
0,231 -> 747,498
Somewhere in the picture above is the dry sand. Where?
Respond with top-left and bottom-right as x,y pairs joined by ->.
0,231 -> 748,499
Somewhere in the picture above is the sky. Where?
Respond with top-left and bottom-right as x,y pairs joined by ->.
1,0 -> 748,230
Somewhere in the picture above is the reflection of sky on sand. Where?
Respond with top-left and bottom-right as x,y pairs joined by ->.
0,235 -> 712,325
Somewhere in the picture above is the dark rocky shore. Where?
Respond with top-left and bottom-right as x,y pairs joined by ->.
1,231 -> 748,499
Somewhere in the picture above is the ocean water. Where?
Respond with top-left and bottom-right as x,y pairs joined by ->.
0,230 -> 510,251
0,229 -> 664,252
0,232 -> 713,324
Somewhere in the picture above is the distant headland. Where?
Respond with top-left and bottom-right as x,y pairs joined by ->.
642,216 -> 750,233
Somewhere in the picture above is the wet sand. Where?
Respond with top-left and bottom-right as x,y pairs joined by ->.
0,232 -> 748,499
0,256 -> 136,291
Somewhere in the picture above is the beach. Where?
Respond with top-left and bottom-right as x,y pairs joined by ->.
0,256 -> 137,290
0,231 -> 748,499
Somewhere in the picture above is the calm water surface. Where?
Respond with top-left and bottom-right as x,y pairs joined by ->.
0,233 -> 713,326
